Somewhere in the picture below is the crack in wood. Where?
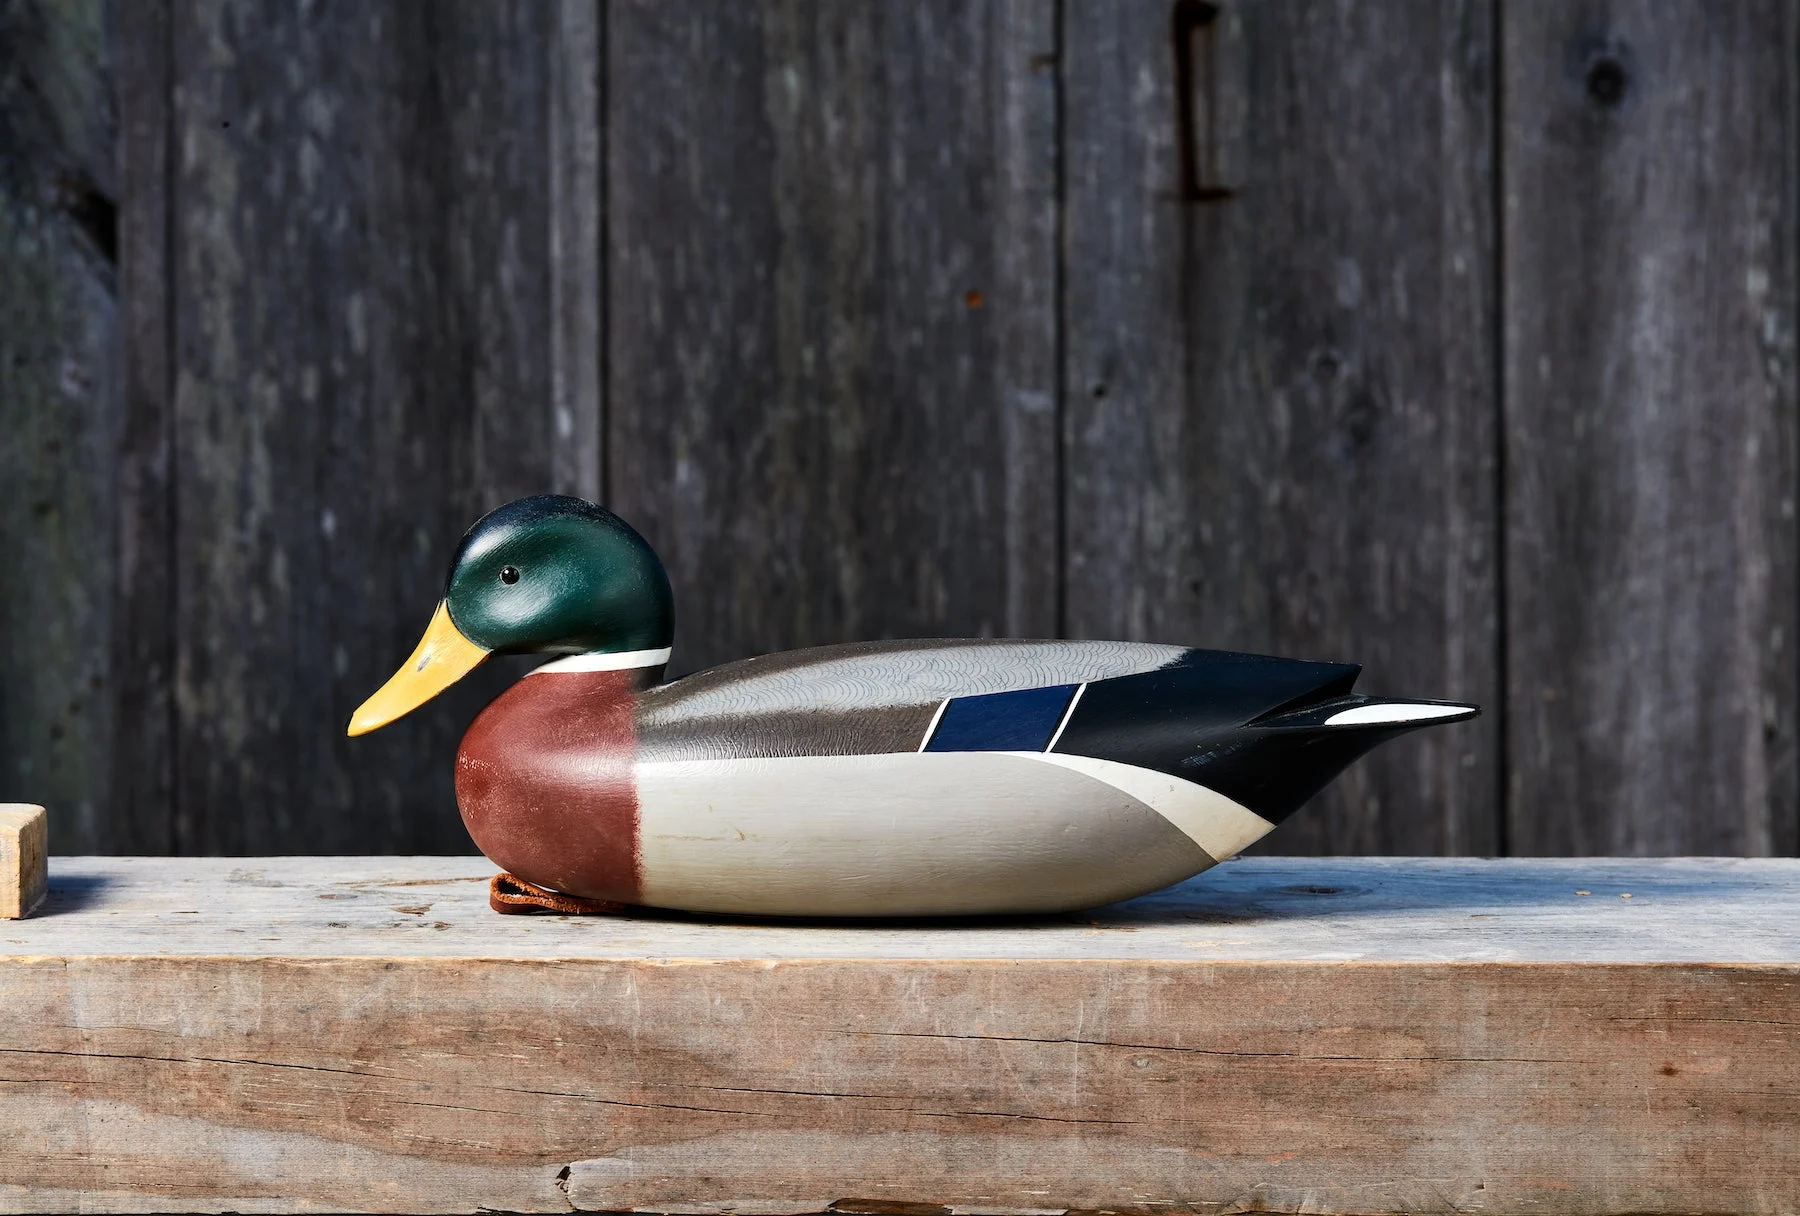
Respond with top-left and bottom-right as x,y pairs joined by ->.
857,1031 -> 1570,1065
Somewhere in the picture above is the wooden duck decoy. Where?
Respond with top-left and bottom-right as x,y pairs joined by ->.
349,495 -> 1478,918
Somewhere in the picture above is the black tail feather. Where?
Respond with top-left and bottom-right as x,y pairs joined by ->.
1051,652 -> 1478,823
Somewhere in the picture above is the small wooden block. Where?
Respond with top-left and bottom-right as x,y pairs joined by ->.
0,805 -> 47,919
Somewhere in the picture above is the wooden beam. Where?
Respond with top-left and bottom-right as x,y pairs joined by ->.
2,856 -> 1798,1213
0,805 -> 47,918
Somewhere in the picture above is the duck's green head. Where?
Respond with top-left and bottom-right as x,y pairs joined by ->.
348,495 -> 673,736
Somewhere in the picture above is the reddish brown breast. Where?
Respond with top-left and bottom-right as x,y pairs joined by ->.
454,669 -> 641,903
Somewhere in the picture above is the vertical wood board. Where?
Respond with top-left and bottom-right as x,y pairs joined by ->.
550,0 -> 604,504
605,0 -> 1061,676
1502,0 -> 1800,854
111,0 -> 179,854
0,0 -> 123,852
167,0 -> 566,852
1061,0 -> 1500,854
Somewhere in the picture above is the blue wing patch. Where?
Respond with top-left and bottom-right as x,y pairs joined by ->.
922,684 -> 1079,753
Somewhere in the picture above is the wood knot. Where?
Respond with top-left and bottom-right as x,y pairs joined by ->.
1586,55 -> 1628,107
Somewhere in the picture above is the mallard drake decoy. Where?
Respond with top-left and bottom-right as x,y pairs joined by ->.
349,495 -> 1477,918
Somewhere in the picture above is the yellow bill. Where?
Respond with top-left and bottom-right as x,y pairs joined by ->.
347,601 -> 490,736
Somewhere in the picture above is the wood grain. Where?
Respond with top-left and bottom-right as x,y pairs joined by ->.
0,805 -> 46,918
1,857 -> 1798,1214
11,0 -> 1800,862
167,0 -> 565,852
550,0 -> 603,504
605,0 -> 1060,677
1061,1 -> 1500,856
1502,1 -> 1800,854
110,0 -> 178,854
9,855 -> 1799,961
0,0 -> 122,851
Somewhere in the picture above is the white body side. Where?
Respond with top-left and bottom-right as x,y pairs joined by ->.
635,752 -> 1275,917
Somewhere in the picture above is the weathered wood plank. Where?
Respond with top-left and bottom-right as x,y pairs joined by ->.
0,805 -> 46,918
0,0 -> 122,851
1502,2 -> 1800,854
110,0 -> 179,854
550,0 -> 603,503
167,1 -> 566,852
605,0 -> 1060,676
1,857 -> 1798,1214
14,0 -> 1800,869
1061,1 -> 1500,855
5,854 -> 1798,962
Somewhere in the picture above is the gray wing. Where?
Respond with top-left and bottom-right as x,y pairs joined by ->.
635,638 -> 1191,763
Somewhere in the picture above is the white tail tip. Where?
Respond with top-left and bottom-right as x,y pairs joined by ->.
1323,702 -> 1476,727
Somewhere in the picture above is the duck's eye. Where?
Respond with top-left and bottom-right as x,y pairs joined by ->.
499,566 -> 520,585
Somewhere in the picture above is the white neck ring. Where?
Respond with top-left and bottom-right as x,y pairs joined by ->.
530,646 -> 673,675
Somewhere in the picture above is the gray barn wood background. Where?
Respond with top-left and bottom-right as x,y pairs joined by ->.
1,0 -> 1793,858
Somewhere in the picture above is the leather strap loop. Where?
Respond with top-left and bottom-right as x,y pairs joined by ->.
489,872 -> 627,916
